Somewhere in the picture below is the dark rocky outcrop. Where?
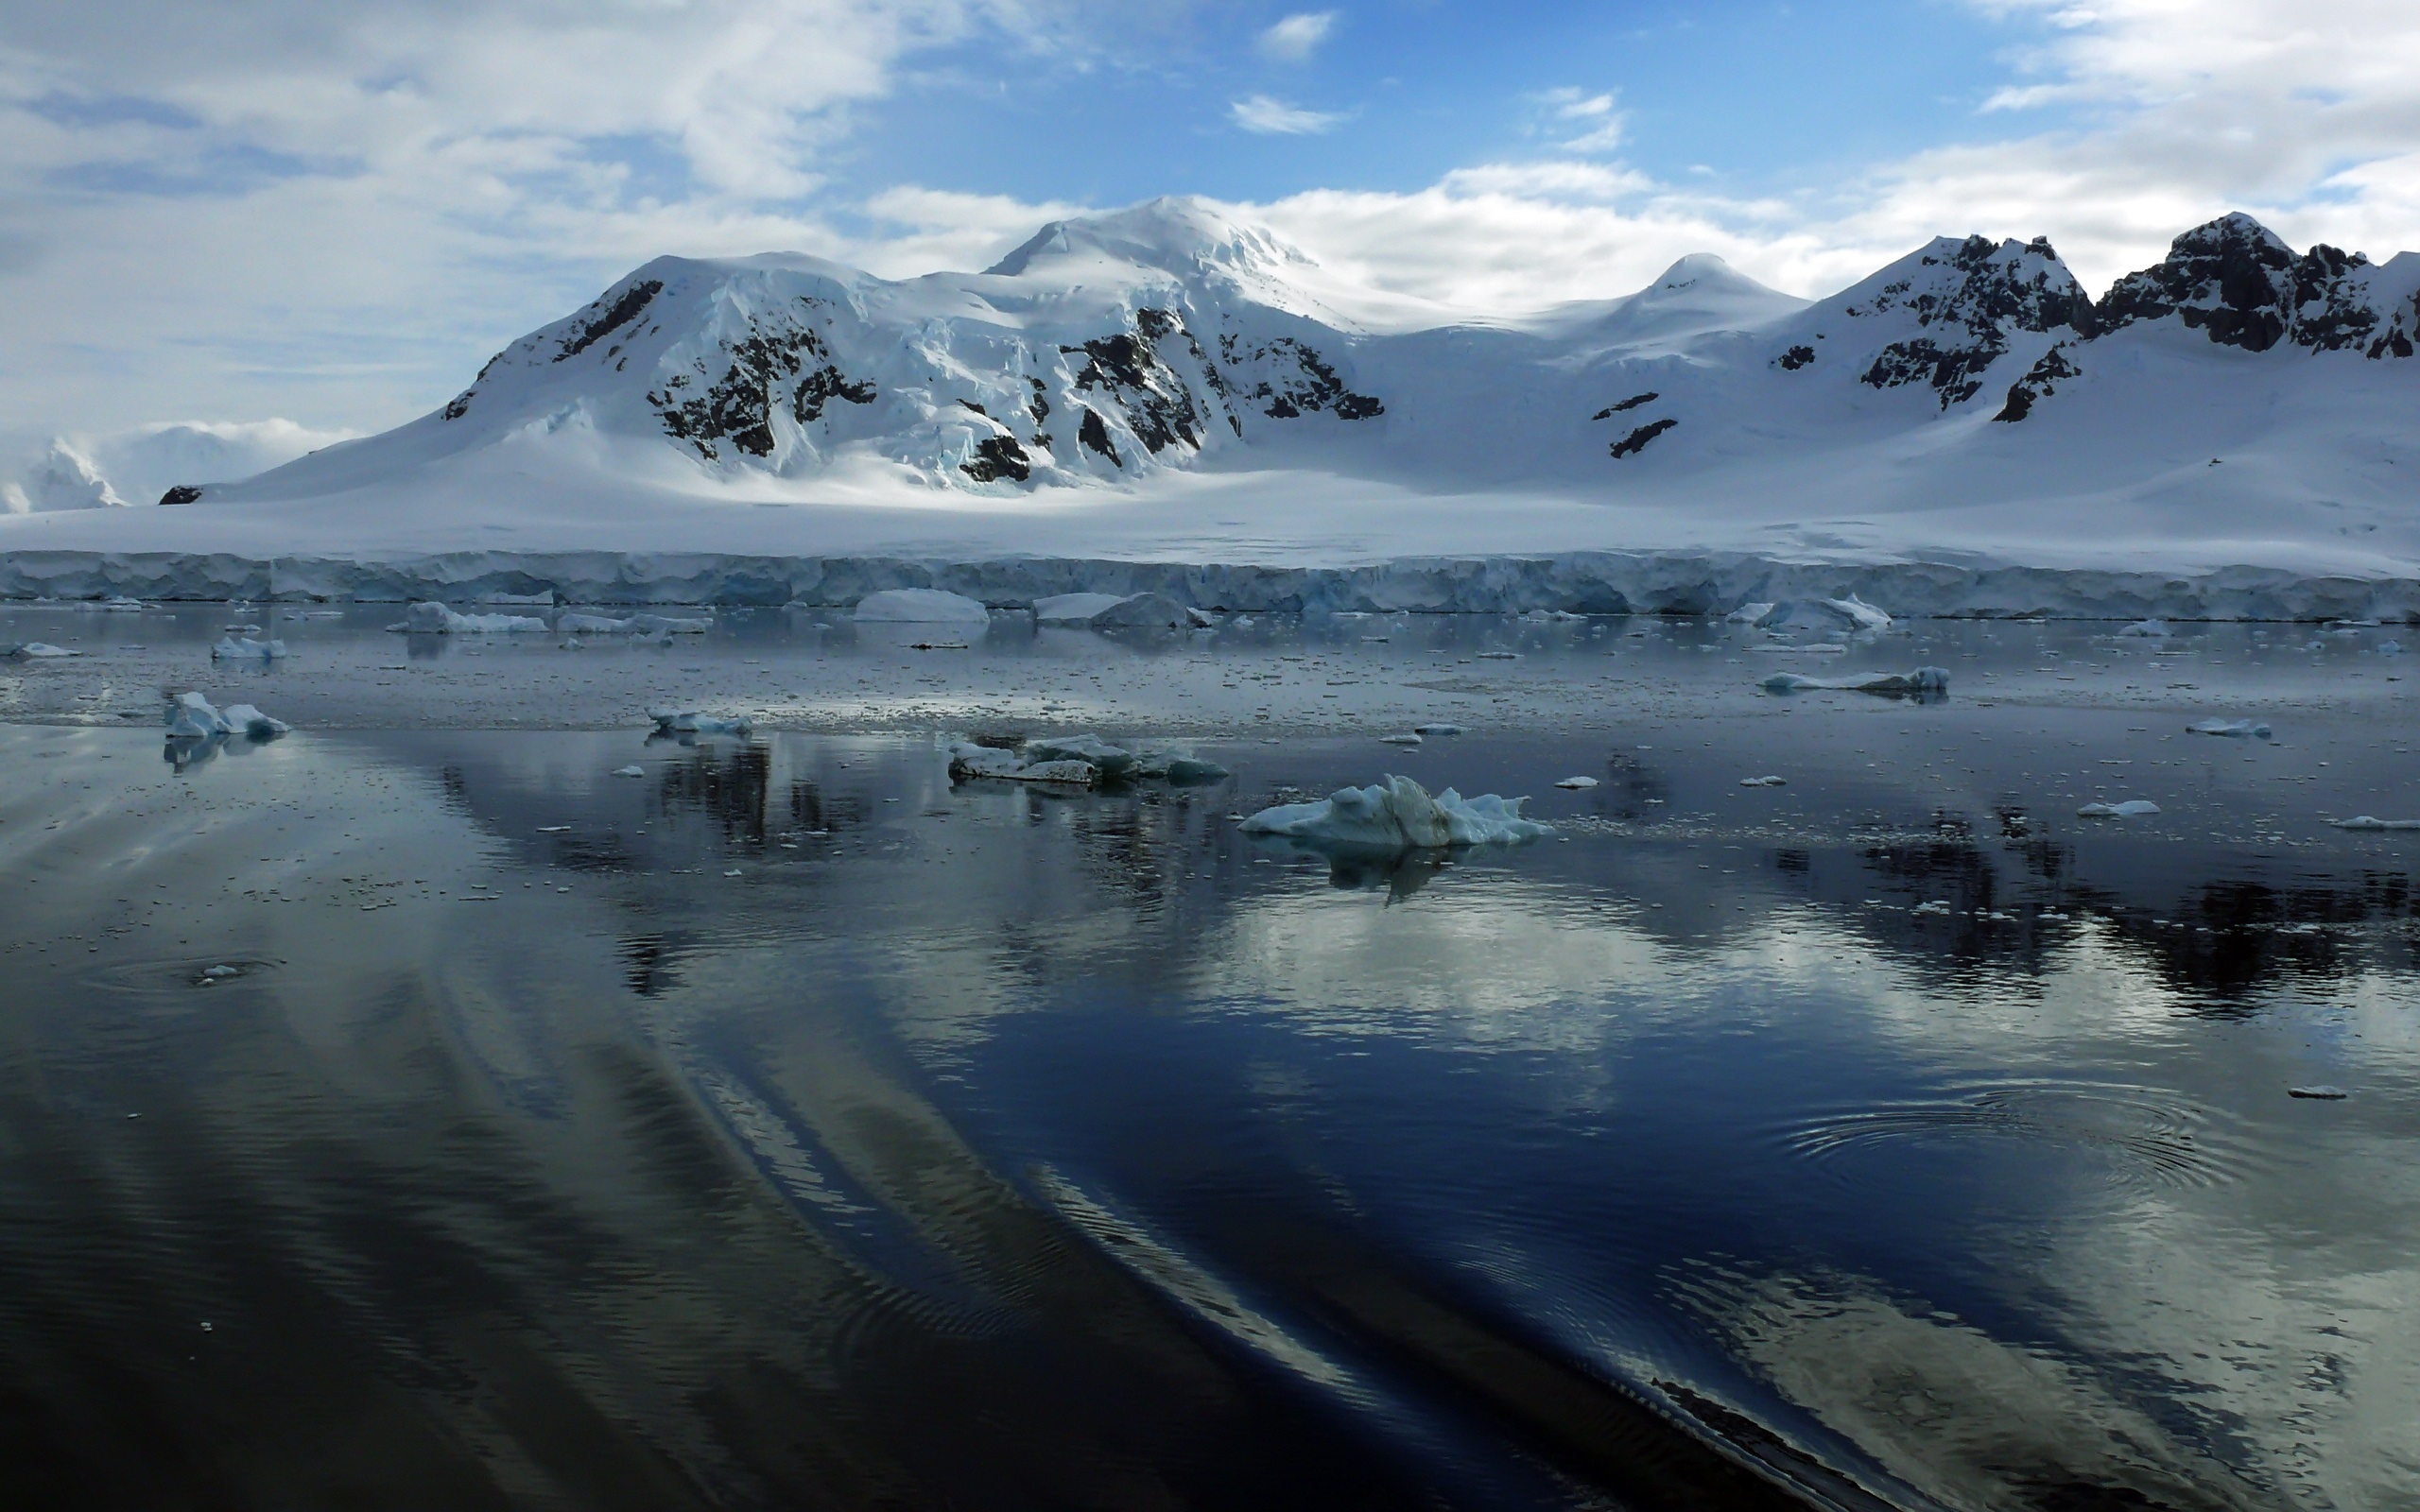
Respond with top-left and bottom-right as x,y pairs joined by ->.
1993,345 -> 2082,422
648,324 -> 873,460
555,280 -> 663,362
2093,213 -> 2420,359
157,485 -> 204,506
1857,235 -> 2096,408
1776,344 -> 1816,370
1608,418 -> 1678,459
960,435 -> 1033,484
1593,392 -> 1659,419
1064,312 -> 1204,454
1078,408 -> 1121,466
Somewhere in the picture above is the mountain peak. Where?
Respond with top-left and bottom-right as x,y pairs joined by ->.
984,197 -> 1313,283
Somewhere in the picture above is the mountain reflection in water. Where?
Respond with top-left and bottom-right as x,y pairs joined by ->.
1,724 -> 2413,1511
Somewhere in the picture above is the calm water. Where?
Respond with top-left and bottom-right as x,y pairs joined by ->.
3,704 -> 2416,1509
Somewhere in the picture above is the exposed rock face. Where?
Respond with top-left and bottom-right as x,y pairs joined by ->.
2096,214 -> 2420,358
1993,345 -> 2082,423
158,484 -> 205,506
1608,418 -> 1677,458
1851,235 -> 2096,408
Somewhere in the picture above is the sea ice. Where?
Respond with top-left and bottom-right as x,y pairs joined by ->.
1760,667 -> 1949,695
1413,723 -> 1464,736
3,642 -> 78,658
1379,732 -> 1424,747
2329,816 -> 2420,831
947,743 -> 1098,786
854,589 -> 990,624
2118,619 -> 2170,637
165,691 -> 232,739
400,601 -> 548,633
211,636 -> 288,661
1739,775 -> 1788,787
2078,800 -> 2162,817
1553,775 -> 1599,789
1024,733 -> 1137,777
1239,774 -> 1548,849
648,708 -> 752,736
220,703 -> 290,738
1032,593 -> 1129,623
2186,719 -> 2272,738
612,765 -> 646,777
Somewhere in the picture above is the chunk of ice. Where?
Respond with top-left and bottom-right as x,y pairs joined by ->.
947,743 -> 1098,786
853,589 -> 990,624
1739,775 -> 1787,787
1378,732 -> 1424,747
612,765 -> 646,778
1024,733 -> 1136,777
1761,667 -> 1948,695
211,636 -> 288,662
1553,775 -> 1599,789
1239,775 -> 1547,849
219,703 -> 290,739
1412,723 -> 1464,736
4,643 -> 78,658
2077,799 -> 2161,817
2118,619 -> 2170,637
648,709 -> 752,736
2329,816 -> 2420,831
165,691 -> 233,739
2186,719 -> 2271,738
400,601 -> 547,634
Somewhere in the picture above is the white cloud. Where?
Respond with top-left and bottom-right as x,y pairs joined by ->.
1230,94 -> 1345,136
1256,11 -> 1337,63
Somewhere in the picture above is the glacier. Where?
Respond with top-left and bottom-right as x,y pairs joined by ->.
6,198 -> 2420,619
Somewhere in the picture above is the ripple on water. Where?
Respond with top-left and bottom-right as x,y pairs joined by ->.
78,954 -> 284,999
1776,1081 -> 2261,1194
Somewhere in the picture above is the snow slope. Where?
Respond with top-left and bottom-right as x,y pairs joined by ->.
5,199 -> 2418,611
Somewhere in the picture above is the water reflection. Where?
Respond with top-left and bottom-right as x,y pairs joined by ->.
3,724 -> 2415,1510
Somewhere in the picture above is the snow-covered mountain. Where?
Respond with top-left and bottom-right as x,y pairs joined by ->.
177,198 -> 2419,519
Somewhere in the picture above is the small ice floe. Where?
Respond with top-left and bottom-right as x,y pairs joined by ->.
1476,651 -> 1520,660
2118,619 -> 2170,638
1738,597 -> 1892,634
2078,799 -> 2161,817
3,643 -> 79,659
1749,643 -> 1848,655
93,595 -> 148,612
853,588 -> 990,624
648,709 -> 753,737
2379,640 -> 2403,655
1553,775 -> 1599,790
2288,1086 -> 2348,1100
2186,718 -> 2272,738
398,601 -> 548,634
1379,732 -> 1424,747
164,692 -> 287,741
1240,774 -> 1547,849
948,744 -> 1098,786
1521,609 -> 1586,623
2328,816 -> 2420,831
1034,592 -> 1191,630
612,765 -> 646,778
1822,594 -> 1893,631
1760,667 -> 1949,696
211,636 -> 288,662
1738,775 -> 1787,787
1413,723 -> 1464,736
1025,733 -> 1138,777
556,610 -> 711,635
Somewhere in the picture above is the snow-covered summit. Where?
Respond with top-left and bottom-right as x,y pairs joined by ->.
985,198 -> 1314,286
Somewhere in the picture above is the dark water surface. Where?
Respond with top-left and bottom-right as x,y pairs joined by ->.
3,715 -> 2416,1510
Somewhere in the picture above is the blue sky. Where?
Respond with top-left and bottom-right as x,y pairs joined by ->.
4,0 -> 2418,455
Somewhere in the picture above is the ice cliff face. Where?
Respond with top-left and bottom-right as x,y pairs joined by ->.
176,200 -> 2419,507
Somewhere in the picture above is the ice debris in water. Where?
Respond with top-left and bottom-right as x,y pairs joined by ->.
2186,718 -> 2272,738
1737,596 -> 1893,633
1240,775 -> 1547,849
2329,816 -> 2420,831
165,692 -> 287,740
1761,667 -> 1948,696
2078,799 -> 2161,817
1739,775 -> 1788,787
2379,640 -> 2403,654
1379,732 -> 1424,747
1033,592 -> 1191,630
854,588 -> 990,624
3,642 -> 79,658
398,601 -> 548,634
612,765 -> 646,778
1726,602 -> 1777,625
1553,775 -> 1599,789
648,709 -> 752,736
211,636 -> 288,662
951,732 -> 1228,786
2118,619 -> 2171,637
559,611 -> 710,635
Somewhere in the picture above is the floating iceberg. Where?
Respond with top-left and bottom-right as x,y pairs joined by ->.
221,703 -> 290,738
2078,799 -> 2161,817
854,588 -> 990,624
2186,718 -> 2272,738
1726,602 -> 1777,625
648,708 -> 752,736
1379,732 -> 1424,747
2329,816 -> 2420,831
557,610 -> 709,635
1821,594 -> 1893,631
947,743 -> 1098,786
399,601 -> 547,633
1032,593 -> 1129,624
1738,775 -> 1788,787
1239,774 -> 1548,849
1024,733 -> 1137,777
212,636 -> 288,661
3,642 -> 78,658
164,691 -> 287,741
1553,775 -> 1599,789
2118,619 -> 2170,638
1761,666 -> 1949,696
612,765 -> 646,778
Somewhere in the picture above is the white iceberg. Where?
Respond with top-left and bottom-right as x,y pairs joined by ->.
1032,592 -> 1129,624
947,743 -> 1098,786
212,636 -> 288,661
648,708 -> 752,736
1024,732 -> 1137,776
2186,718 -> 2272,738
2118,619 -> 2170,637
612,765 -> 646,778
220,703 -> 290,738
400,601 -> 547,633
1379,732 -> 1424,747
1761,666 -> 1948,695
854,588 -> 990,624
1821,593 -> 1893,631
1553,775 -> 1599,789
2078,799 -> 2161,817
1033,591 -> 1190,630
4,642 -> 78,658
1239,774 -> 1548,849
1726,602 -> 1777,625
2329,816 -> 2420,831
1413,723 -> 1464,736
1739,775 -> 1787,787
165,691 -> 232,739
